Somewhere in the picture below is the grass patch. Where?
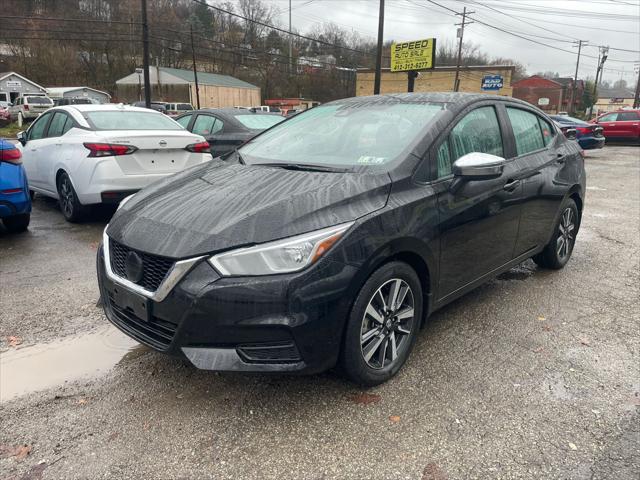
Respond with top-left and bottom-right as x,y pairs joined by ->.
0,122 -> 23,140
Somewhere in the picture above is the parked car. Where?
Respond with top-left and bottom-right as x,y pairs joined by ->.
591,110 -> 640,142
17,104 -> 210,222
550,115 -> 605,150
165,102 -> 193,117
9,95 -> 54,123
132,101 -> 168,114
175,108 -> 285,157
0,139 -> 31,232
0,101 -> 11,126
97,93 -> 585,386
54,97 -> 98,106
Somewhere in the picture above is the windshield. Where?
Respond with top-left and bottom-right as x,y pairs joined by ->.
235,114 -> 285,130
85,110 -> 182,130
239,101 -> 444,167
177,104 -> 193,110
26,97 -> 53,105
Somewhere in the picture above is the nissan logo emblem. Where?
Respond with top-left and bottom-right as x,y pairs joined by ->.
159,140 -> 167,147
125,251 -> 144,283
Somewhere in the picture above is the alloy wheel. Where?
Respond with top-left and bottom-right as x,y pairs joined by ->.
556,207 -> 575,260
360,278 -> 415,370
59,177 -> 74,218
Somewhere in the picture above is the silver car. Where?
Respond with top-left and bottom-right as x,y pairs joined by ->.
9,95 -> 54,123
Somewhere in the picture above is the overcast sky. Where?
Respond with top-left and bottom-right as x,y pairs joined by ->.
269,0 -> 640,85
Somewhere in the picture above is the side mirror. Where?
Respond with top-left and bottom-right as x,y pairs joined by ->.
565,128 -> 577,141
452,152 -> 505,180
16,131 -> 26,146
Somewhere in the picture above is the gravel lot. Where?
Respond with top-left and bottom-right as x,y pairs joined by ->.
1,145 -> 638,479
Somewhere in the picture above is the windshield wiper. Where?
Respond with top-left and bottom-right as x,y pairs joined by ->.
253,162 -> 347,173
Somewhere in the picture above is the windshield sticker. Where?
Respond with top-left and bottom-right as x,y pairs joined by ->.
357,156 -> 386,164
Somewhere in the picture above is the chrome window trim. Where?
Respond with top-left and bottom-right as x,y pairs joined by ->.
103,228 -> 204,302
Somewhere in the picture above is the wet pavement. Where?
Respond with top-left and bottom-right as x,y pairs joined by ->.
0,146 -> 638,479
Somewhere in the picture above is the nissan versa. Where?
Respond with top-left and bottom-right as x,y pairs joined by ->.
97,93 -> 585,386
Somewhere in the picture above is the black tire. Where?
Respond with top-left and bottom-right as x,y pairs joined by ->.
29,190 -> 35,200
3,213 -> 30,233
533,198 -> 580,270
56,172 -> 87,222
340,261 -> 423,386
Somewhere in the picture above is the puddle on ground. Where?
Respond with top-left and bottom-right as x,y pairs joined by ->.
496,264 -> 536,281
1,326 -> 145,402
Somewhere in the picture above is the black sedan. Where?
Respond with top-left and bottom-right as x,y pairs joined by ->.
175,108 -> 284,158
98,93 -> 585,386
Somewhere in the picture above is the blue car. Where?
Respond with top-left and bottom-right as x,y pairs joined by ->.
0,139 -> 31,232
550,115 -> 605,150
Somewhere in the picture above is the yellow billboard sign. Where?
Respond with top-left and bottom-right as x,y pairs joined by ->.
390,38 -> 436,72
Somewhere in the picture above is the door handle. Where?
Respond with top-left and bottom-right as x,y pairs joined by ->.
503,179 -> 520,192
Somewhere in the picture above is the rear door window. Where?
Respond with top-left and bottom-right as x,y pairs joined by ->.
506,107 -> 545,155
538,117 -> 556,146
618,111 -> 639,121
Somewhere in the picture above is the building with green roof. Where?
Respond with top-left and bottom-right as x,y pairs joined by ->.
115,66 -> 261,108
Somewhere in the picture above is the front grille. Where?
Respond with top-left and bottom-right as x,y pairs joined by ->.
237,342 -> 301,363
109,239 -> 174,292
107,291 -> 177,350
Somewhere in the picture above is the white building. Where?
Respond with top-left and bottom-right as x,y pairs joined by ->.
46,86 -> 111,104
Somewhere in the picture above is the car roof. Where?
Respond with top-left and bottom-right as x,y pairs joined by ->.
197,107 -> 278,116
59,104 -> 163,114
324,92 -> 544,116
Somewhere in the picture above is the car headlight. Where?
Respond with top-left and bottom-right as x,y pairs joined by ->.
209,222 -> 354,276
117,194 -> 135,211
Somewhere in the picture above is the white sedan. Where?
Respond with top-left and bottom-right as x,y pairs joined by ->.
18,104 -> 211,222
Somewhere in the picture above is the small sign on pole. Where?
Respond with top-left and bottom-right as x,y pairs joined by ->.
481,75 -> 504,91
390,38 -> 436,73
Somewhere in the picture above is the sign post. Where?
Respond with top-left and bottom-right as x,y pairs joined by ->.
390,38 -> 436,93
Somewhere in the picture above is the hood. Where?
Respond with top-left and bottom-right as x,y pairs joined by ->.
106,161 -> 391,258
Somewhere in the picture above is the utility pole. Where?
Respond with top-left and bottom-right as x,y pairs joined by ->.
289,0 -> 293,74
190,24 -> 200,109
141,0 -> 151,108
569,40 -> 587,115
634,63 -> 640,108
453,7 -> 474,92
373,0 -> 385,95
590,46 -> 608,117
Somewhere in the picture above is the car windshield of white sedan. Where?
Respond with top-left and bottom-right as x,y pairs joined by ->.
85,111 -> 183,130
235,114 -> 285,130
239,102 -> 444,167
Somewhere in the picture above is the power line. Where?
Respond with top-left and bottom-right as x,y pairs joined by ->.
188,0 -> 384,59
0,15 -> 139,25
410,0 -> 639,64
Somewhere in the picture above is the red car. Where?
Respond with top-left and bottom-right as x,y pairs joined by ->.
591,109 -> 640,142
0,101 -> 11,126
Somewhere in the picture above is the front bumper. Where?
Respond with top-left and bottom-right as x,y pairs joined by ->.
97,244 -> 358,374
